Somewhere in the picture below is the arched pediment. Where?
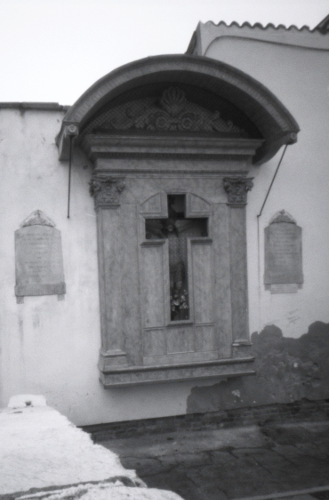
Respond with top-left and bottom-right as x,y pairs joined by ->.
82,86 -> 251,137
57,54 -> 299,165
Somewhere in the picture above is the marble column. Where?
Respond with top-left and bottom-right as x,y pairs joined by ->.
223,176 -> 253,357
90,175 -> 128,370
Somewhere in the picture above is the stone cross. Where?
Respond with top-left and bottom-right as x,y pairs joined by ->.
145,195 -> 208,321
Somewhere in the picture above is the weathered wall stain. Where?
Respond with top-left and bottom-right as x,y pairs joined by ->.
187,321 -> 329,413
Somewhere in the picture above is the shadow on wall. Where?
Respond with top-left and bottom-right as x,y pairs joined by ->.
187,322 -> 329,413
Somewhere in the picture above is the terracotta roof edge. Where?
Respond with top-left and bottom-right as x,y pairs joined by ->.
200,20 -> 328,34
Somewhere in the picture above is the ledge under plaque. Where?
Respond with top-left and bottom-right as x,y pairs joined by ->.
15,210 -> 66,303
98,356 -> 255,387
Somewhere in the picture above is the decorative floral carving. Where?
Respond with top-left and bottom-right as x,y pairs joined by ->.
89,177 -> 125,209
86,87 -> 246,136
223,177 -> 254,205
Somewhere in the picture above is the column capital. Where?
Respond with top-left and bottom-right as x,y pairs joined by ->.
89,176 -> 125,209
223,177 -> 254,206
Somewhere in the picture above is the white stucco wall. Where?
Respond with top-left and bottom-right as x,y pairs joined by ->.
202,33 -> 329,338
0,108 -> 210,424
1,31 -> 328,425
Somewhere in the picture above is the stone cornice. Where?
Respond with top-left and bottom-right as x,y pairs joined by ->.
80,134 -> 263,163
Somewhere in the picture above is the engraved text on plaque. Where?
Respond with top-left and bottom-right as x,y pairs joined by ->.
264,210 -> 303,293
15,211 -> 65,299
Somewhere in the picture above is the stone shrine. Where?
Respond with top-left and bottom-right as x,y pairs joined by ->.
57,56 -> 299,387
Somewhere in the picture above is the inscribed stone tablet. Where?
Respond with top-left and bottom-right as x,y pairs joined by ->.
264,211 -> 303,291
15,211 -> 65,297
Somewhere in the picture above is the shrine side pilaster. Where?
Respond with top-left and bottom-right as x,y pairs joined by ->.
223,176 -> 253,357
90,175 -> 128,370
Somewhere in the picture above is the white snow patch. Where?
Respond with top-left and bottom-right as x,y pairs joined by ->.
0,396 -> 137,494
1,395 -> 184,499
17,483 -> 183,500
8,394 -> 47,408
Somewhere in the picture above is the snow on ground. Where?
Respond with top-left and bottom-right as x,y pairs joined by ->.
0,395 -> 183,500
15,483 -> 183,499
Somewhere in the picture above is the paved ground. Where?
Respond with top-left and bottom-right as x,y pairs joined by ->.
100,421 -> 329,500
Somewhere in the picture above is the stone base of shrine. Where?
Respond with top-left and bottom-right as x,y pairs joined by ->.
98,356 -> 255,387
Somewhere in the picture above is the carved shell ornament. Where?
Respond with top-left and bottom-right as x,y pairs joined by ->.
161,86 -> 186,115
86,87 -> 245,135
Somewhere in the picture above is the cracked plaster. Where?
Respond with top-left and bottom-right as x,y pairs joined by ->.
187,321 -> 329,414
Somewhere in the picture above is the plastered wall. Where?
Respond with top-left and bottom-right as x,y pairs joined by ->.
0,109 -> 217,424
203,37 -> 329,337
1,35 -> 329,425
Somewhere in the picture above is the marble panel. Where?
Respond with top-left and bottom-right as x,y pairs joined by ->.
167,326 -> 194,354
212,204 -> 232,357
141,242 -> 166,328
143,329 -> 167,356
140,192 -> 167,217
194,325 -> 216,352
143,351 -> 218,367
191,240 -> 213,324
186,192 -> 211,216
229,207 -> 249,343
97,208 -> 123,352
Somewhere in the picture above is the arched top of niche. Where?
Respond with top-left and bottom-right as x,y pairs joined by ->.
57,54 -> 299,165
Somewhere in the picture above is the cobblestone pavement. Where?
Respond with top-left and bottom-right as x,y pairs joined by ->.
100,422 -> 329,500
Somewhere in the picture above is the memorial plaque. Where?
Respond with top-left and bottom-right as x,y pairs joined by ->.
15,210 -> 65,299
264,210 -> 303,293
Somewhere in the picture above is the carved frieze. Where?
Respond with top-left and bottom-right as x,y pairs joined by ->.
85,87 -> 246,136
223,177 -> 254,205
89,177 -> 125,209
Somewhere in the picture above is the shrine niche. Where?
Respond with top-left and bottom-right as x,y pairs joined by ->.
144,194 -> 208,322
57,55 -> 299,386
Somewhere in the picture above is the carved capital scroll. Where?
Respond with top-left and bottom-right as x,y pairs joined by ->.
89,176 -> 125,209
223,177 -> 254,206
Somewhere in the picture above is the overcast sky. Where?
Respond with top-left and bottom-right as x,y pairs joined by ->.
1,0 -> 328,104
